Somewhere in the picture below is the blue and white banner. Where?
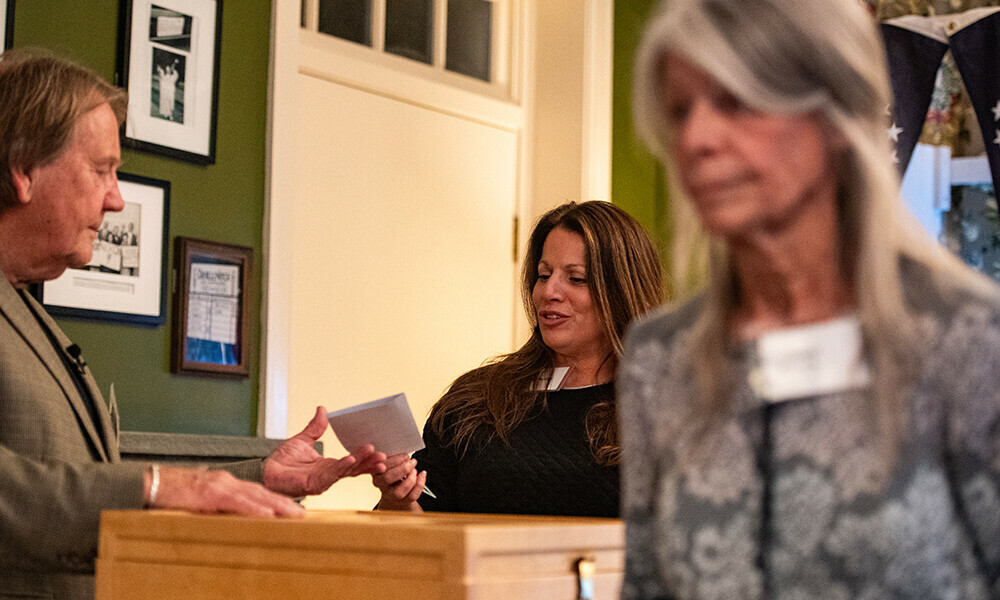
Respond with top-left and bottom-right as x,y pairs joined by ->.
950,9 -> 1000,194
881,8 -> 1000,193
880,17 -> 948,176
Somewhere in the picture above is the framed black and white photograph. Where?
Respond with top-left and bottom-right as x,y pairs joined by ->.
35,173 -> 170,327
117,0 -> 222,165
3,0 -> 14,50
171,237 -> 251,378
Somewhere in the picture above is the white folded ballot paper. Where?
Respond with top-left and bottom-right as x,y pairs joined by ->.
326,393 -> 425,456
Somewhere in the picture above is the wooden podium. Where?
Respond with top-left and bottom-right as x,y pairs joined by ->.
96,510 -> 624,599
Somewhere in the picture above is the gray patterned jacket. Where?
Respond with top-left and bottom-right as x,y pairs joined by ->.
618,262 -> 1000,600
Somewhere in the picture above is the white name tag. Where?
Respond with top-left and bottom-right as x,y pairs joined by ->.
748,315 -> 870,403
533,366 -> 570,391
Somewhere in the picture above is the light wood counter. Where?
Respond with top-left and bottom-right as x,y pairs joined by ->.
96,509 -> 623,599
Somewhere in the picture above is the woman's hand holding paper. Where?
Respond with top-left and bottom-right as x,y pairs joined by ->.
373,453 -> 426,512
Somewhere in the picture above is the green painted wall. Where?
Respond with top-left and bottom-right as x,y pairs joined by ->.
8,1 -> 663,436
12,1 -> 271,435
612,0 -> 673,294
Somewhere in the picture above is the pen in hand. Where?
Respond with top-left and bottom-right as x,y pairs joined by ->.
422,485 -> 437,499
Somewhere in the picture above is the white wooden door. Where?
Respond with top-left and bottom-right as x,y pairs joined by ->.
263,0 -> 612,510
289,75 -> 519,509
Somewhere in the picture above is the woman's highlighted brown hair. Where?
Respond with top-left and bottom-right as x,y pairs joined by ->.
428,201 -> 664,465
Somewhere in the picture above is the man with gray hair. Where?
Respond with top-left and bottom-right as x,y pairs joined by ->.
0,48 -> 386,599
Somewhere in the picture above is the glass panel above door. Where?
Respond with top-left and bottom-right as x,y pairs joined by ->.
385,0 -> 434,64
318,0 -> 373,47
446,0 -> 492,81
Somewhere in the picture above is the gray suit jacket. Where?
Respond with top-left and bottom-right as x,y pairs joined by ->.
0,274 -> 146,599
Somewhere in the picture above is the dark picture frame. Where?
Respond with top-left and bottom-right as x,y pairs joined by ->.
3,0 -> 14,49
35,172 -> 170,327
171,237 -> 251,378
117,0 -> 222,165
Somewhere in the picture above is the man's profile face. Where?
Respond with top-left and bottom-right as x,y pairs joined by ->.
23,102 -> 124,276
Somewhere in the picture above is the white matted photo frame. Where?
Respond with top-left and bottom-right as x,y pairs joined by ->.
3,0 -> 14,49
35,173 -> 170,327
116,0 -> 222,165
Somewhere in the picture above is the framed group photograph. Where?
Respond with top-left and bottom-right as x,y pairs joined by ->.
36,173 -> 170,327
117,0 -> 222,165
171,237 -> 251,378
3,0 -> 14,49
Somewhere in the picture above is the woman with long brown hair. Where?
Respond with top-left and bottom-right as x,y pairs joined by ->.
373,200 -> 663,516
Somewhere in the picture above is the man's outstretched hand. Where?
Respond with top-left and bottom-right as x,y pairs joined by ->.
262,406 -> 388,497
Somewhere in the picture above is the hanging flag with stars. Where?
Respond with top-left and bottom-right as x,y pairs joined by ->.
950,9 -> 1000,194
880,17 -> 949,177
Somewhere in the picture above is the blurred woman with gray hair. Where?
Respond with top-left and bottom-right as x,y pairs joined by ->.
617,0 -> 1000,597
